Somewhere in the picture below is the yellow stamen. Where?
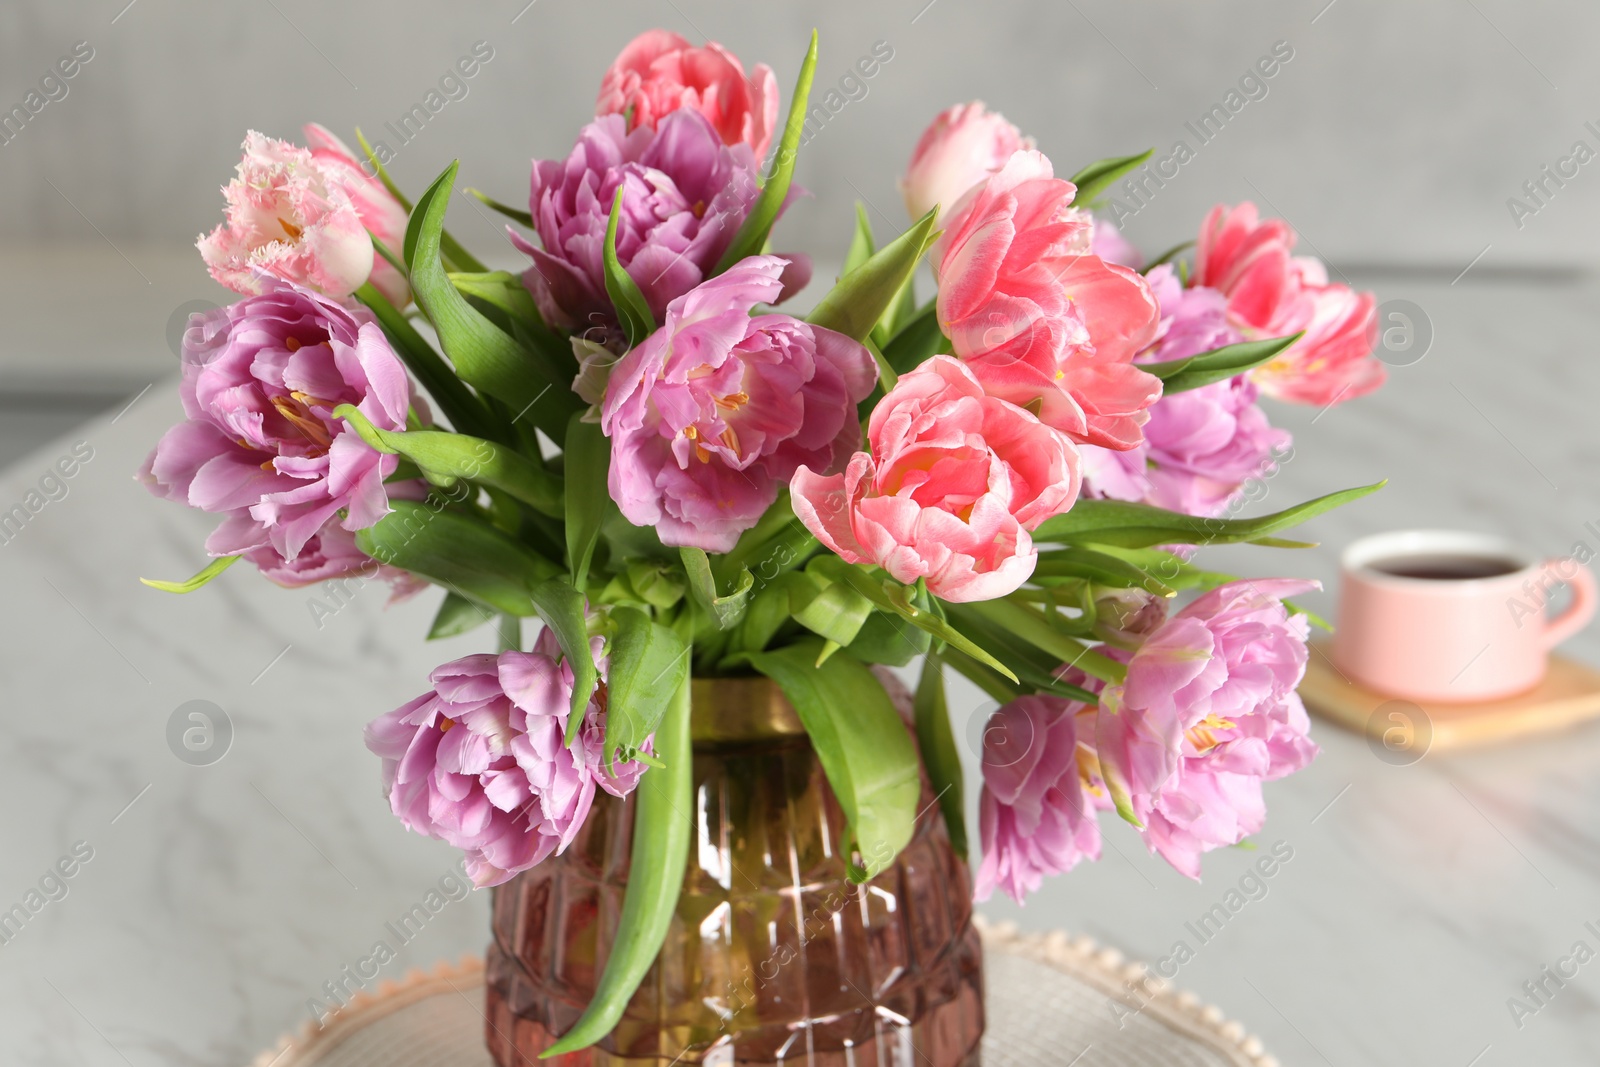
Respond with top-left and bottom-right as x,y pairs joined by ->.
1185,714 -> 1237,754
279,218 -> 303,240
439,716 -> 455,734
285,337 -> 302,352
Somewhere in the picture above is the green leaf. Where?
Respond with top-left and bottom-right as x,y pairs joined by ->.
563,414 -> 612,592
943,603 -> 1103,702
464,187 -> 533,228
1143,239 -> 1194,272
714,30 -> 818,273
1142,333 -> 1303,394
1069,148 -> 1155,205
354,282 -> 501,442
140,555 -> 239,594
403,162 -> 577,435
1032,546 -> 1176,595
842,203 -> 875,276
881,299 -> 947,376
427,591 -> 492,639
603,186 -> 658,347
604,606 -> 690,773
353,128 -> 483,273
356,500 -> 560,615
1035,483 -> 1385,549
541,669 -> 691,1058
809,557 -> 1018,682
961,598 -> 1128,686
844,609 -> 930,666
681,547 -> 754,630
913,657 -> 967,859
334,405 -> 564,518
809,207 -> 940,344
528,579 -> 599,742
746,641 -> 920,881
449,270 -> 544,328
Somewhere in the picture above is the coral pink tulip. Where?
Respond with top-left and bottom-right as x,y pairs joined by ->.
597,29 -> 779,158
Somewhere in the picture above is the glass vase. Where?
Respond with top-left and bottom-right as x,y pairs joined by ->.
484,675 -> 985,1065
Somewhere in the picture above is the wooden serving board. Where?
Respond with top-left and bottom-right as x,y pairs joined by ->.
1300,641 -> 1600,751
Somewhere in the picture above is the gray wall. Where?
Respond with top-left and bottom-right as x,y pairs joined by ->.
1,0 -> 1596,273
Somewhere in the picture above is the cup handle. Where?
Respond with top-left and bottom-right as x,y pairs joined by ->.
1541,558 -> 1598,650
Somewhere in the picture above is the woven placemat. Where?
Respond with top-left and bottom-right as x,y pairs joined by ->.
249,918 -> 1278,1066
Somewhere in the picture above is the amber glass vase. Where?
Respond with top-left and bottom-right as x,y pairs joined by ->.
484,675 -> 985,1065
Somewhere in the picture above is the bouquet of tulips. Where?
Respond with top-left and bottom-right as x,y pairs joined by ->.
140,27 -> 1384,1049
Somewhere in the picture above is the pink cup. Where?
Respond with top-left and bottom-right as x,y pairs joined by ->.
1332,529 -> 1597,702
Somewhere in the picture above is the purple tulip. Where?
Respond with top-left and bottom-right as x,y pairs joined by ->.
1096,579 -> 1320,879
513,109 -> 806,346
601,255 -> 877,552
365,629 -> 650,888
1080,265 -> 1290,518
139,278 -> 411,564
975,693 -> 1110,904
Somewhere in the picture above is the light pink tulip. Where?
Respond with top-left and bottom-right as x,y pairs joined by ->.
1195,203 -> 1382,407
198,131 -> 377,300
596,29 -> 779,158
899,102 -> 1034,223
302,123 -> 412,307
933,151 -> 1162,451
791,356 -> 1080,603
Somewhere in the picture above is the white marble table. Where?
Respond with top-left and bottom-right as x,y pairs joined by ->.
2,264 -> 1599,1066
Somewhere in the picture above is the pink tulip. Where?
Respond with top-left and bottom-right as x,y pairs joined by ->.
365,628 -> 650,888
302,123 -> 412,307
975,693 -> 1109,903
601,256 -> 876,552
596,29 -> 779,158
198,131 -> 377,301
1194,203 -> 1383,407
933,151 -> 1162,450
899,102 -> 1034,223
791,356 -> 1080,603
1096,579 -> 1320,879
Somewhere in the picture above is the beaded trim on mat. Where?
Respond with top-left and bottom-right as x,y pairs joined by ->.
248,955 -> 486,1067
247,929 -> 1279,1067
972,916 -> 1280,1067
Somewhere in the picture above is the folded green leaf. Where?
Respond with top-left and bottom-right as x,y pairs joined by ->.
541,668 -> 690,1058
563,414 -> 612,591
140,555 -> 239,594
914,657 -> 967,859
334,405 -> 564,518
404,162 -> 578,435
808,207 -> 939,344
681,547 -> 754,630
604,186 -> 657,347
449,270 -> 544,328
1142,333 -> 1302,394
427,591 -> 492,639
604,606 -> 690,773
528,579 -> 598,743
787,571 -> 874,647
356,500 -> 560,615
354,128 -> 483,273
464,187 -> 534,228
746,640 -> 920,882
881,299 -> 947,381
714,30 -> 818,273
1036,483 -> 1385,549
943,602 -> 1104,702
1069,148 -> 1155,205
